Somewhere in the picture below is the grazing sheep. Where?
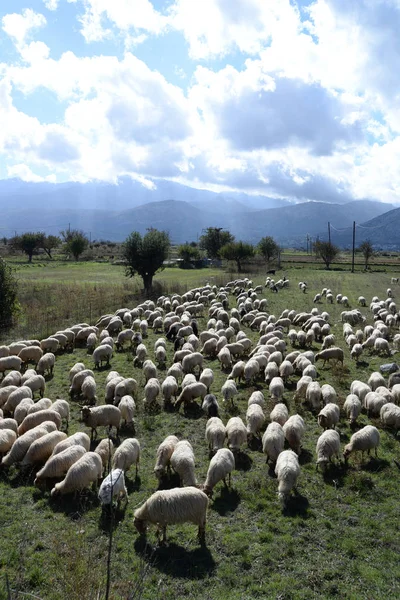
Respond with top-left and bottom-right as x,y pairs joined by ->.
153,435 -> 179,480
13,398 -> 35,424
23,375 -> 46,398
18,346 -> 43,368
217,347 -> 232,370
248,390 -> 266,409
368,372 -> 386,391
315,347 -> 344,366
69,362 -> 85,383
81,375 -> 97,406
203,448 -> 235,496
51,451 -> 103,496
36,353 -> 55,377
269,377 -> 284,402
143,378 -> 161,410
294,375 -> 312,401
27,398 -> 52,414
283,415 -> 305,455
134,343 -> 148,366
2,421 -> 57,467
1,370 -> 22,387
51,431 -> 91,456
374,338 -> 391,357
0,429 -> 17,457
143,360 -> 158,383
316,430 -> 341,470
227,360 -> 245,383
98,468 -> 128,506
170,440 -> 197,487
269,403 -> 288,426
246,404 -> 264,438
350,380 -> 371,404
21,431 -> 67,466
69,369 -> 95,397
343,394 -> 362,425
364,392 -> 388,417
221,380 -> 238,407
0,356 -> 23,379
81,405 -> 121,440
18,409 -> 62,435
199,368 -> 214,392
93,344 -> 113,369
205,417 -> 226,454
226,417 -> 247,453
176,382 -> 207,409
350,344 -> 363,361
380,403 -> 400,431
343,425 -> 380,462
94,438 -> 114,473
0,418 -> 18,433
275,450 -> 300,506
202,394 -> 219,417
118,395 -> 136,429
321,384 -> 337,406
133,487 -> 208,544
262,422 -> 284,464
318,403 -> 340,430
112,438 -> 140,475
182,352 -> 203,375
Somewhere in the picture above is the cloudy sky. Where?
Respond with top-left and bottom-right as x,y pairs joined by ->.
1,0 -> 400,204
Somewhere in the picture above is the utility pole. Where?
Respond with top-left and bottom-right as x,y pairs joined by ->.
306,234 -> 309,254
68,223 -> 70,233
328,222 -> 331,244
351,221 -> 356,273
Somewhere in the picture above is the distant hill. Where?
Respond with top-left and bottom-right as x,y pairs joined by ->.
325,207 -> 400,250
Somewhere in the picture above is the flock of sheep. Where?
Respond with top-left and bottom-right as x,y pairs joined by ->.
1,274 -> 400,546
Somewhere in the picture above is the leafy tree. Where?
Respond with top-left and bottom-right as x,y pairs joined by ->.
0,258 -> 19,330
177,243 -> 201,269
40,234 -> 61,259
220,241 -> 255,273
257,236 -> 280,264
358,240 -> 374,270
60,229 -> 89,261
315,240 -> 339,270
123,228 -> 170,293
10,232 -> 43,262
199,227 -> 234,259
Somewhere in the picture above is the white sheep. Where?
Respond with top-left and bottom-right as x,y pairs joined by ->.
318,403 -> 340,430
18,409 -> 62,435
81,405 -> 121,440
199,368 -> 214,392
321,384 -> 337,405
21,431 -> 68,466
34,445 -> 87,487
51,451 -> 103,496
246,404 -> 264,438
248,390 -> 266,409
69,369 -> 95,397
93,344 -> 113,369
143,378 -> 161,410
170,440 -> 197,487
27,398 -> 52,414
374,338 -> 391,357
69,362 -> 85,383
217,346 -> 232,370
315,347 -> 344,366
51,431 -> 90,456
1,370 -> 22,387
262,422 -> 284,464
343,426 -> 380,462
343,394 -> 361,425
380,403 -> 400,431
36,353 -> 55,377
283,415 -> 305,455
275,450 -> 300,506
118,395 -> 136,429
182,352 -> 203,375
18,346 -> 43,368
202,448 -> 235,497
176,382 -> 207,409
81,375 -> 97,406
364,392 -> 388,417
143,359 -> 158,383
112,438 -> 140,475
350,380 -> 371,404
269,403 -> 288,426
0,428 -> 17,457
316,430 -> 341,470
226,417 -> 247,453
133,487 -> 209,544
269,376 -> 284,402
94,438 -> 114,473
227,360 -> 245,382
294,375 -> 312,401
13,398 -> 35,424
23,375 -> 46,398
2,421 -> 57,467
153,435 -> 179,479
221,380 -> 238,407
98,468 -> 128,506
2,385 -> 33,414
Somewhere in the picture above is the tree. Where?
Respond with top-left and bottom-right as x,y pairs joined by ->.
123,228 -> 170,293
0,258 -> 19,330
199,227 -> 234,259
10,232 -> 43,262
315,240 -> 339,270
60,229 -> 89,261
40,234 -> 61,259
220,241 -> 255,273
358,240 -> 374,270
177,243 -> 201,268
257,236 -> 280,264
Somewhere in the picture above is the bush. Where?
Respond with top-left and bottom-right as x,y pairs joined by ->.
0,258 -> 19,330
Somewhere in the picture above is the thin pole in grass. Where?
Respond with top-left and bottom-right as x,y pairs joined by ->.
105,435 -> 114,600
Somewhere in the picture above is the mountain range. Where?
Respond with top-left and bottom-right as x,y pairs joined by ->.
0,178 -> 399,248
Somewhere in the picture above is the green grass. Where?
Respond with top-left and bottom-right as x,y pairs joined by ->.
1,267 -> 400,599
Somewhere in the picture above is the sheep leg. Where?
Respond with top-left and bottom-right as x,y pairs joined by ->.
228,472 -> 231,487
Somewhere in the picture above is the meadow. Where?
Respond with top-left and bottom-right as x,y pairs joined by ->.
1,259 -> 400,600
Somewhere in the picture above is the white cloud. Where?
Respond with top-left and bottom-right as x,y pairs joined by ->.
7,163 -> 56,183
2,9 -> 47,48
43,0 -> 59,10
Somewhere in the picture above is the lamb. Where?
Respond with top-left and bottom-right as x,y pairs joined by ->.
118,395 -> 136,429
21,431 -> 68,466
380,403 -> 400,431
0,356 -> 23,378
36,353 -> 55,377
175,382 -> 207,409
315,347 -> 344,366
226,417 -> 247,453
51,431 -> 91,456
275,450 -> 300,506
202,394 -> 219,417
93,344 -> 113,369
246,404 -> 265,438
0,429 -> 17,457
282,415 -> 305,455
269,403 -> 288,426
112,438 -> 140,475
316,430 -> 341,470
98,468 -> 128,506
343,394 -> 362,425
94,438 -> 115,473
81,375 -> 97,406
23,375 -> 46,398
343,425 -> 380,462
51,451 -> 103,496
170,440 -> 197,486
202,448 -> 235,497
153,435 -> 179,479
133,487 -> 208,544
81,405 -> 121,440
2,421 -> 57,467
262,422 -> 285,464
318,403 -> 340,430
221,380 -> 238,407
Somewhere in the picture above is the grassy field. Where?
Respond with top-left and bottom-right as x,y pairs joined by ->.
1,266 -> 400,599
